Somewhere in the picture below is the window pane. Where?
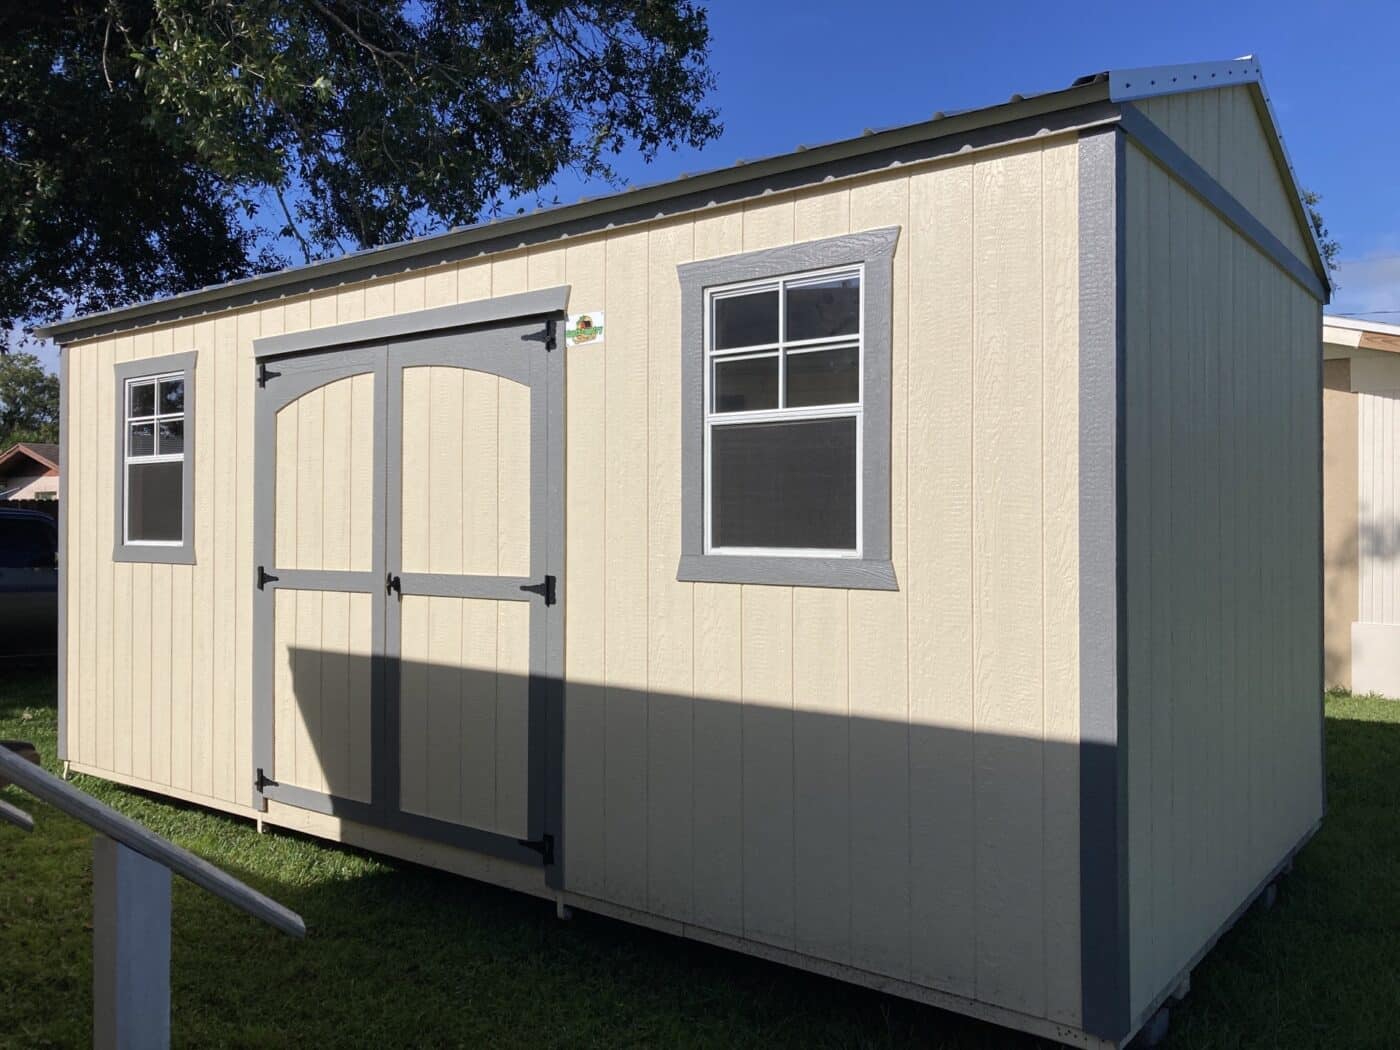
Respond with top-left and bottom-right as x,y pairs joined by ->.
127,462 -> 183,542
786,345 -> 859,407
713,289 -> 778,350
129,381 -> 156,418
785,275 -> 859,342
159,378 -> 184,414
0,517 -> 56,569
713,354 -> 778,413
129,422 -> 155,457
711,418 -> 857,550
159,419 -> 184,455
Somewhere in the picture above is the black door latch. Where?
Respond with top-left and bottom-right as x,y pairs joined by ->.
520,575 -> 556,605
386,572 -> 402,597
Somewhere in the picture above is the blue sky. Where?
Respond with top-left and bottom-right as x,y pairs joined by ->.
21,0 -> 1397,370
536,0 -> 1395,318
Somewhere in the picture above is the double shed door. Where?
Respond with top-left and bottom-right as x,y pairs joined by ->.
252,321 -> 562,866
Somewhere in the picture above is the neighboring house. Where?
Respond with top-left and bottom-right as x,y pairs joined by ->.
36,57 -> 1328,1050
0,442 -> 60,501
1321,316 -> 1400,695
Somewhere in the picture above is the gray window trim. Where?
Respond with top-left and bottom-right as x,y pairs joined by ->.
676,227 -> 899,590
113,351 -> 197,565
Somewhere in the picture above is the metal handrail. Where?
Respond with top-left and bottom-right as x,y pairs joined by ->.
0,745 -> 305,938
0,795 -> 34,832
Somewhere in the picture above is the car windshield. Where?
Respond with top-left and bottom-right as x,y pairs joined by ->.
0,516 -> 56,569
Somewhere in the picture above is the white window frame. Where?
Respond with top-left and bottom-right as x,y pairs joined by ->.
113,351 -> 197,565
702,264 -> 865,558
122,371 -> 186,547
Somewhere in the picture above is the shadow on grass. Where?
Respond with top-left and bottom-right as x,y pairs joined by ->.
6,669 -> 1398,1048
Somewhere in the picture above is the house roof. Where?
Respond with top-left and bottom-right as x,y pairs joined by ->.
36,55 -> 1327,345
0,442 -> 60,474
1323,315 -> 1400,354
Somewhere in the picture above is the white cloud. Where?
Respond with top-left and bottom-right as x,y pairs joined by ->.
1332,250 -> 1400,320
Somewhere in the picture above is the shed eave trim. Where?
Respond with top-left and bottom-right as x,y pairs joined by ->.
1109,55 -> 1331,296
35,83 -> 1112,344
1117,104 -> 1327,302
251,285 -> 571,359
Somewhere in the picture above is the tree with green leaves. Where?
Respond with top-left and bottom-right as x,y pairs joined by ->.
0,352 -> 60,449
1302,188 -> 1341,276
1,2 -> 720,335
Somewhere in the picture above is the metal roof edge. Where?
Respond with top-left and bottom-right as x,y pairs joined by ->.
37,78 -> 1111,344
1109,55 -> 1332,298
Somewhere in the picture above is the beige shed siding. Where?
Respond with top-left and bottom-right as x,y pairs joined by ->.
62,134 -> 1084,1023
1122,139 -> 1323,1021
1134,87 -> 1313,267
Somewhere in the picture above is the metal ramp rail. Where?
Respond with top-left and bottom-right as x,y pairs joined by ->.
0,743 -> 305,1048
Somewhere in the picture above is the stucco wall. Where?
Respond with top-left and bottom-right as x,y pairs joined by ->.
1322,360 -> 1356,690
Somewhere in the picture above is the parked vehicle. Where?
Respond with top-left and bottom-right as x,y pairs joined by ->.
0,507 -> 58,659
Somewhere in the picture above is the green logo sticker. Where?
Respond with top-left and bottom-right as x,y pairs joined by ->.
565,311 -> 605,348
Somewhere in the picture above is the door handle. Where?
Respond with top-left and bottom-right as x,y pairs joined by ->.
386,572 -> 402,597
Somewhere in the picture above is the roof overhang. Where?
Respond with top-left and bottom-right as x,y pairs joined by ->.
1324,315 -> 1400,355
36,80 -> 1117,344
0,443 -> 60,474
36,54 -> 1329,344
1106,56 -> 1332,298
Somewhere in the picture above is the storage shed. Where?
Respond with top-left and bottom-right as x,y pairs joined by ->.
1321,315 -> 1400,695
39,56 -> 1328,1048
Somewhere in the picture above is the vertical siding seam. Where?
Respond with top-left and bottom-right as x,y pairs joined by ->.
968,159 -> 979,1003
1039,151 -> 1050,1008
601,244 -> 610,903
789,588 -> 797,946
845,587 -> 852,960
643,232 -> 651,913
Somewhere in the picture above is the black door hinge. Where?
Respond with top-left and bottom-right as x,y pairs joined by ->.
256,565 -> 279,590
386,572 -> 402,598
518,833 -> 555,866
254,768 -> 278,793
544,318 -> 557,351
257,361 -> 281,387
520,574 -> 556,605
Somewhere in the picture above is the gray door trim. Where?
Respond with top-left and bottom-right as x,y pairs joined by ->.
252,346 -> 390,815
380,319 -> 562,869
252,286 -> 570,360
253,318 -> 563,873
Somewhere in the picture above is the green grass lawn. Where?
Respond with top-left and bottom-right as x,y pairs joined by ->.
2,670 -> 1398,1049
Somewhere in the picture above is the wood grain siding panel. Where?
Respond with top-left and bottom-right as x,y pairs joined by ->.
644,218 -> 696,922
908,158 -> 976,996
563,235 -> 609,898
1122,139 -> 1324,1022
1039,137 -> 1081,1025
847,177 -> 911,979
687,208 -> 746,939
972,144 -> 1047,1016
603,228 -> 650,910
1136,87 -> 1313,268
62,133 -> 1085,1024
